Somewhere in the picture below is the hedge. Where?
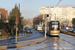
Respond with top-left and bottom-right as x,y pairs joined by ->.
60,30 -> 75,36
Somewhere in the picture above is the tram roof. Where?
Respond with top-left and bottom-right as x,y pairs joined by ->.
48,20 -> 59,22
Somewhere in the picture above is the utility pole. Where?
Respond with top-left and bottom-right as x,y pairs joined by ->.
55,13 -> 56,21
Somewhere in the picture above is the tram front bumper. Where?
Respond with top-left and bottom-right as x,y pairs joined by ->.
50,30 -> 60,36
50,33 -> 59,36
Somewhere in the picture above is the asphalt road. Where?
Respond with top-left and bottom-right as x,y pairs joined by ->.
7,30 -> 75,50
0,30 -> 44,45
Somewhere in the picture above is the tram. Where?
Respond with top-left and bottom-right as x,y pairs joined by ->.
43,21 -> 60,36
37,25 -> 43,31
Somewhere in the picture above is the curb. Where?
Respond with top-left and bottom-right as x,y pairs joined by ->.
0,34 -> 32,41
0,37 -> 48,50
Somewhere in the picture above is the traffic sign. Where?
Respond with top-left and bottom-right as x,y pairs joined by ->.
15,16 -> 19,22
47,14 -> 49,17
43,14 -> 49,20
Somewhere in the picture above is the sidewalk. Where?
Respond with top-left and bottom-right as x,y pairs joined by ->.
0,37 -> 47,50
0,32 -> 32,41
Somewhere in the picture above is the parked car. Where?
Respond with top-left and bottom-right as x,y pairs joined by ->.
67,27 -> 75,33
26,28 -> 32,33
66,27 -> 69,30
67,27 -> 73,32
71,28 -> 75,33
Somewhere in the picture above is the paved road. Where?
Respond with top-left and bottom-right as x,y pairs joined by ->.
0,30 -> 44,45
7,31 -> 75,50
60,33 -> 75,46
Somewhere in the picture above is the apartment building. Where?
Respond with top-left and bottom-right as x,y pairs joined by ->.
39,6 -> 75,24
0,8 -> 8,22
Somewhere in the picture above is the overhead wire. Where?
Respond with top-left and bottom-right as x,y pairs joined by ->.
50,0 -> 62,14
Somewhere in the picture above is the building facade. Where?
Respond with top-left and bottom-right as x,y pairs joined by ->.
0,8 -> 8,22
39,6 -> 75,24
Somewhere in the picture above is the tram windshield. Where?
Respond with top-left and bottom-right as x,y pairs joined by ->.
50,21 -> 59,30
52,25 -> 58,30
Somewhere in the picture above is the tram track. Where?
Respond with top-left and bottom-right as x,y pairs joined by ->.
57,38 -> 65,50
38,37 -> 65,50
56,37 -> 65,50
60,37 -> 75,47
41,36 -> 75,50
37,31 -> 75,50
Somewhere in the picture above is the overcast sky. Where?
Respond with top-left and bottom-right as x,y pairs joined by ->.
0,0 -> 75,19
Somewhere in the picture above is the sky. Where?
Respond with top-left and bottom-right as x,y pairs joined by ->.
0,0 -> 75,19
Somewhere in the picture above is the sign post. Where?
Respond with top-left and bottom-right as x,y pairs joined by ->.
43,14 -> 49,38
15,16 -> 19,43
